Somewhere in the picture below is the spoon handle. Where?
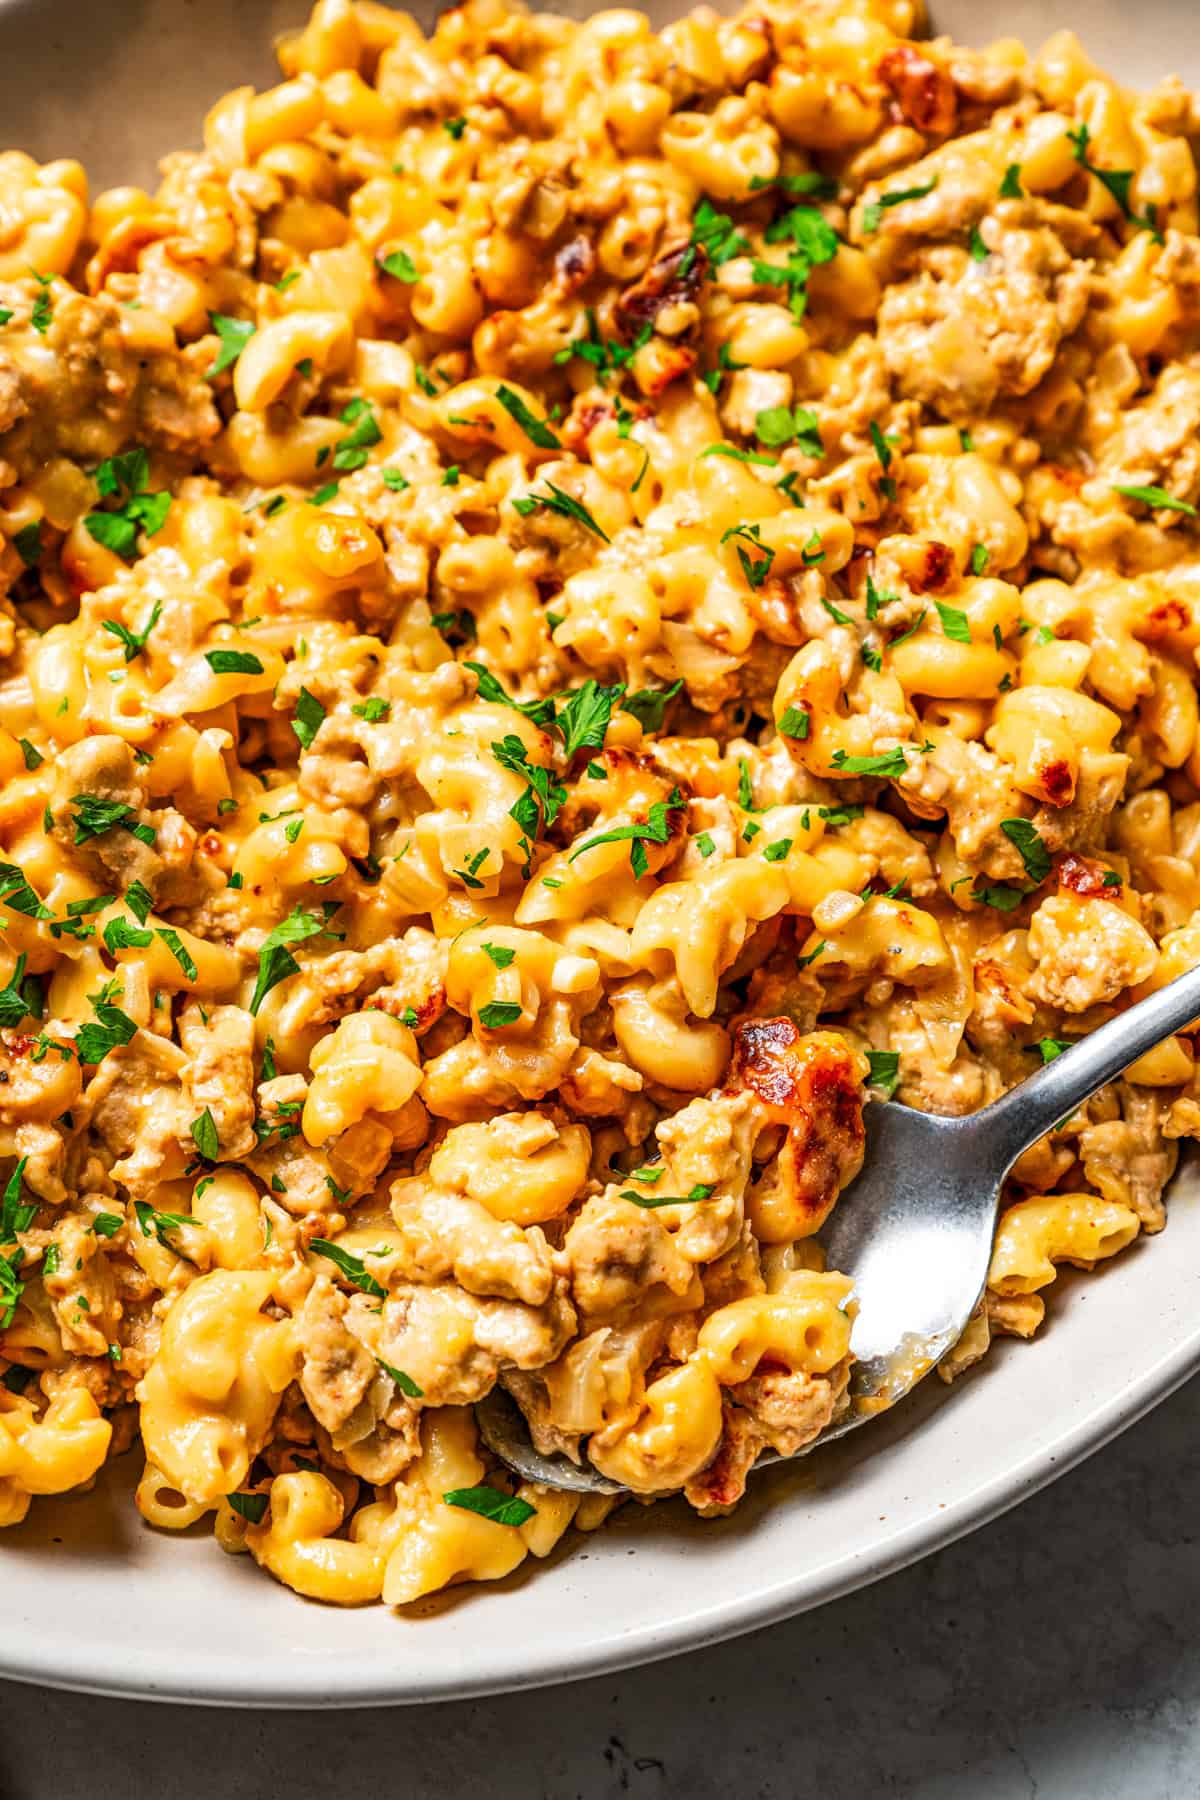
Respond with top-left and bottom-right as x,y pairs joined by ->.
972,960 -> 1200,1174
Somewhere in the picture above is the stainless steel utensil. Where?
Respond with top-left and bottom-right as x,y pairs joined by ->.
477,962 -> 1200,1495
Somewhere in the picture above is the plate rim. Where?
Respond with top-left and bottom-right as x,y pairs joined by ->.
0,1314 -> 1196,1707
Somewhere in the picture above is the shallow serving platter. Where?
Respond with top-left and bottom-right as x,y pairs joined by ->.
1,0 -> 1198,1708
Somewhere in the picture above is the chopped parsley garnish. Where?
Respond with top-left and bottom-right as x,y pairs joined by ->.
157,928 -> 198,980
292,685 -> 326,751
866,1050 -> 901,1097
0,957 -> 38,1031
443,116 -> 467,139
205,649 -> 264,675
332,398 -> 382,472
695,832 -> 716,858
353,696 -> 391,722
779,704 -> 810,740
206,313 -> 256,376
699,443 -> 777,467
1000,818 -> 1051,884
968,225 -> 989,262
68,795 -> 154,847
688,197 -> 749,268
13,521 -> 41,567
0,1158 -> 35,1242
227,1492 -> 269,1524
378,249 -> 419,283
619,1182 -> 715,1209
76,996 -> 139,1065
830,747 -> 909,778
569,789 -> 681,880
974,881 -> 1028,912
1038,1037 -> 1071,1063
861,177 -> 937,234
1067,122 -> 1161,241
763,838 -> 793,863
190,1108 -> 219,1162
620,680 -> 682,733
90,1212 -> 124,1239
378,1358 -> 423,1397
1110,483 -> 1196,516
125,880 -> 154,925
18,739 -> 43,771
554,678 -> 623,758
756,406 -> 823,457
309,1238 -> 386,1298
1000,164 -> 1024,199
935,601 -> 971,644
481,943 -> 516,969
103,916 -> 152,954
250,903 -> 341,1015
513,483 -> 608,541
443,1485 -> 535,1526
477,1001 -> 522,1029
101,599 -> 162,664
721,522 -> 773,588
85,448 -> 171,560
555,310 -> 649,385
0,865 -> 51,922
970,544 -> 990,576
496,384 -> 560,450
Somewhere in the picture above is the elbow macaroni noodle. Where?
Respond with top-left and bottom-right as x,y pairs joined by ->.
0,0 -> 1198,1609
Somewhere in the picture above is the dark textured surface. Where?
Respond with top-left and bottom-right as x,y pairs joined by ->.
1,1371 -> 1195,1799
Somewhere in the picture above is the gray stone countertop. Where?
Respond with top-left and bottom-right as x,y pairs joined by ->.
1,1372 -> 1197,1800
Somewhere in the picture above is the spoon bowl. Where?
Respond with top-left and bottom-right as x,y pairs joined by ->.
478,961 -> 1200,1495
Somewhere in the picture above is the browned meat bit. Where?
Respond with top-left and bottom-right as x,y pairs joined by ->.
1057,852 -> 1118,897
727,1022 -> 866,1240
614,242 -> 707,339
878,45 -> 957,136
554,234 -> 596,292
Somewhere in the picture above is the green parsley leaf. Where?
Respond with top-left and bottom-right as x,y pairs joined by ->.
443,116 -> 467,140
1000,818 -> 1051,884
763,838 -> 793,863
332,398 -> 382,472
205,649 -> 264,675
830,747 -> 909,778
779,704 -> 810,740
156,927 -> 198,980
970,544 -> 990,576
478,1001 -> 522,1029
134,1200 -> 193,1247
17,738 -> 43,771
250,903 -> 340,1015
12,521 -> 42,567
309,1238 -> 386,1298
292,685 -> 326,751
227,1492 -> 269,1524
352,696 -> 391,722
0,1252 -> 25,1327
496,384 -> 560,450
0,1158 -> 34,1242
76,1002 -> 138,1065
1110,483 -> 1196,516
974,881 -> 1029,912
695,832 -> 716,858
378,248 -> 419,283
1067,122 -> 1161,241
555,679 -> 623,757
1000,164 -> 1024,199
861,177 -> 937,234
865,1049 -> 900,1097
206,313 -> 256,378
1038,1037 -> 1071,1063
378,1358 -> 423,1397
482,942 -> 516,969
620,680 -> 682,734
443,1484 -> 535,1526
935,600 -> 971,644
101,599 -> 162,664
125,879 -> 154,925
513,483 -> 608,541
190,1108 -> 219,1161
90,1212 -> 124,1239
756,405 -> 823,457
68,795 -> 149,846
689,197 -> 749,268
721,522 -> 773,588
699,443 -> 777,467
968,224 -> 989,261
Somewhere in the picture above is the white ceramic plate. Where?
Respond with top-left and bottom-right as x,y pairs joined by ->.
0,0 -> 1197,1708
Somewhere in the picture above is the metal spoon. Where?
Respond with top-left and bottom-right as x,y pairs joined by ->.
477,961 -> 1200,1497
